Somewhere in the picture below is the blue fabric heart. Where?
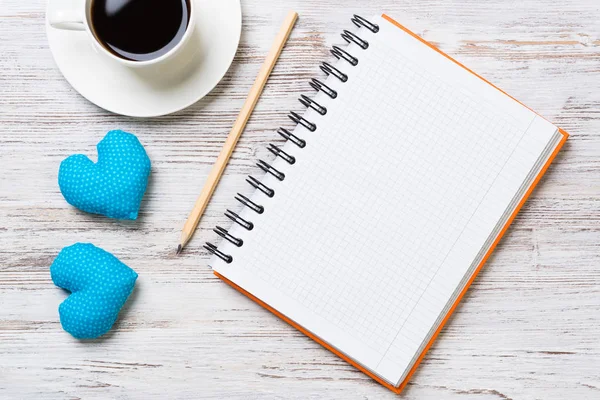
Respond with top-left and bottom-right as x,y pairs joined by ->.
59,130 -> 151,220
50,243 -> 138,339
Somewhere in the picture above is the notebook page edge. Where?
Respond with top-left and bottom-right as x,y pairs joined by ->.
372,116 -> 559,385
393,128 -> 567,391
392,124 -> 562,386
365,15 -> 565,385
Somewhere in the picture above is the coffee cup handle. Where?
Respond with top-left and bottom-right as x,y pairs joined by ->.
48,9 -> 86,31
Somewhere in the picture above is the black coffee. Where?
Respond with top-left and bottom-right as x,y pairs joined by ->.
91,0 -> 190,62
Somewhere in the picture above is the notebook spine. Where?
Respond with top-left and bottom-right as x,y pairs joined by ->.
205,14 -> 379,264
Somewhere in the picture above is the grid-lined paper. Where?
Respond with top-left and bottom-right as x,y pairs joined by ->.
212,15 -> 558,385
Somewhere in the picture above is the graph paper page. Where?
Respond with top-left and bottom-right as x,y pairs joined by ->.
212,15 -> 558,385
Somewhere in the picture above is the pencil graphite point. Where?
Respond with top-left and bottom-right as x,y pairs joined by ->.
176,244 -> 183,255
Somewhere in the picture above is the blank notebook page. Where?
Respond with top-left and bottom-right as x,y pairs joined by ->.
212,15 -> 558,386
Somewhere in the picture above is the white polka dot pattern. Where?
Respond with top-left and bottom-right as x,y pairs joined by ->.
58,130 -> 151,220
50,243 -> 138,339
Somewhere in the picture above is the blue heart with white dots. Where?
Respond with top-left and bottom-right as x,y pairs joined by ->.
51,243 -> 138,339
59,130 -> 151,220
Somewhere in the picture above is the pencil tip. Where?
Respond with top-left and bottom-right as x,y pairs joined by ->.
176,244 -> 183,255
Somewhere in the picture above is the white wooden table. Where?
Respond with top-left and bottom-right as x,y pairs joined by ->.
1,0 -> 599,398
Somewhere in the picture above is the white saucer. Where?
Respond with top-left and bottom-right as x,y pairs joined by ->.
46,0 -> 242,117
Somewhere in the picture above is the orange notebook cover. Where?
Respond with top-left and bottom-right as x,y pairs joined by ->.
212,13 -> 568,394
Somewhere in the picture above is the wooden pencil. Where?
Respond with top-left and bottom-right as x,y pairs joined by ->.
177,10 -> 299,254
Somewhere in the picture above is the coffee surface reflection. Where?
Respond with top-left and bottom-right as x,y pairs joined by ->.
91,0 -> 191,62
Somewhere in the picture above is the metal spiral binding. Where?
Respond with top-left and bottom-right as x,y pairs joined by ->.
331,46 -> 358,66
351,14 -> 380,33
342,30 -> 369,49
321,62 -> 348,82
204,243 -> 233,264
247,176 -> 275,198
235,193 -> 264,214
310,79 -> 337,99
205,15 -> 378,264
268,144 -> 296,164
225,210 -> 254,230
214,226 -> 243,247
299,95 -> 327,115
257,160 -> 285,181
289,111 -> 316,132
278,128 -> 306,148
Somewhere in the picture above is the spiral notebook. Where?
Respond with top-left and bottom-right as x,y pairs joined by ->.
207,14 -> 568,393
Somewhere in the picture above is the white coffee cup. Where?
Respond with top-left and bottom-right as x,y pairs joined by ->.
48,0 -> 196,68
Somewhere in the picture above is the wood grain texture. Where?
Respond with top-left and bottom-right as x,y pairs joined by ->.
180,10 -> 298,250
0,0 -> 599,399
